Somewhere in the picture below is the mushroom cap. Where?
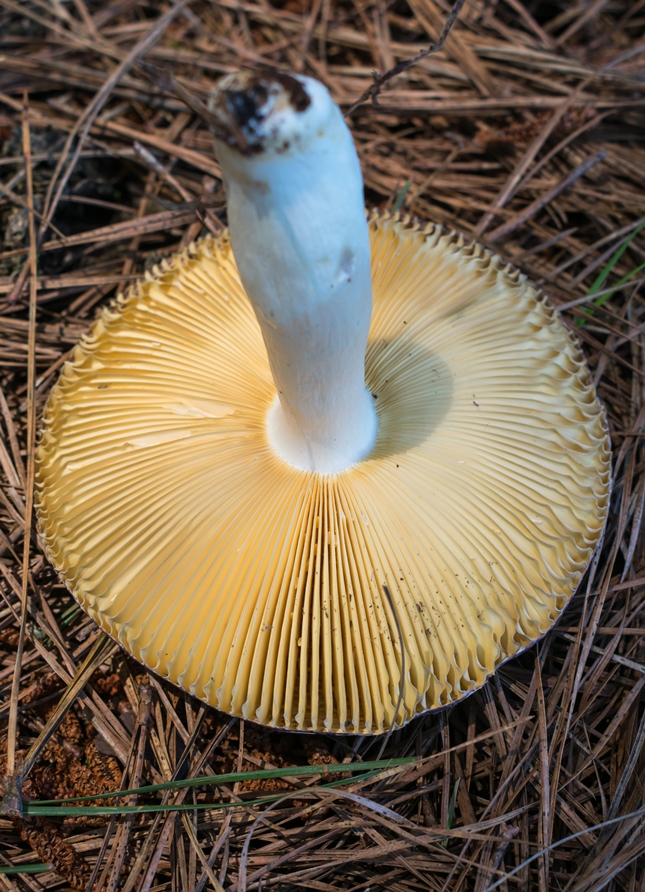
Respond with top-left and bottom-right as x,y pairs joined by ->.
36,214 -> 611,734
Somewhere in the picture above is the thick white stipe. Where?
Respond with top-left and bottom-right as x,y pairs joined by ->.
212,73 -> 377,473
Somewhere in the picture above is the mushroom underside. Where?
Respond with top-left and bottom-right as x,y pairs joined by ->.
36,214 -> 611,734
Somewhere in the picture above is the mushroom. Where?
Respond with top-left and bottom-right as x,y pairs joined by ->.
36,71 -> 611,734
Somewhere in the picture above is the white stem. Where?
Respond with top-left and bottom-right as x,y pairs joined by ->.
210,72 -> 377,474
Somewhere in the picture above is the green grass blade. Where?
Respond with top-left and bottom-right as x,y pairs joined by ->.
23,768 -> 390,817
441,776 -> 461,847
392,180 -> 412,212
30,757 -> 414,805
0,864 -> 53,875
591,260 -> 645,304
588,219 -> 645,297
577,218 -> 645,325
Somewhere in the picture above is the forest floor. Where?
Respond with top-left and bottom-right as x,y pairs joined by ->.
1,1 -> 645,890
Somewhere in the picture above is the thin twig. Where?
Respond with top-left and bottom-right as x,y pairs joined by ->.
344,0 -> 468,115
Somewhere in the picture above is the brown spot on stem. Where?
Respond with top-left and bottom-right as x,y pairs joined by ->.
209,69 -> 311,156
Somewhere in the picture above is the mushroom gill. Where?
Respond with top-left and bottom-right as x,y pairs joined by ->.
36,213 -> 611,733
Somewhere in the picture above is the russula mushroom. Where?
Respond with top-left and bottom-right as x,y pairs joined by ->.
36,71 -> 611,734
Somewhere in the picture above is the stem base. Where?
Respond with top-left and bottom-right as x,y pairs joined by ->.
266,391 -> 377,474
